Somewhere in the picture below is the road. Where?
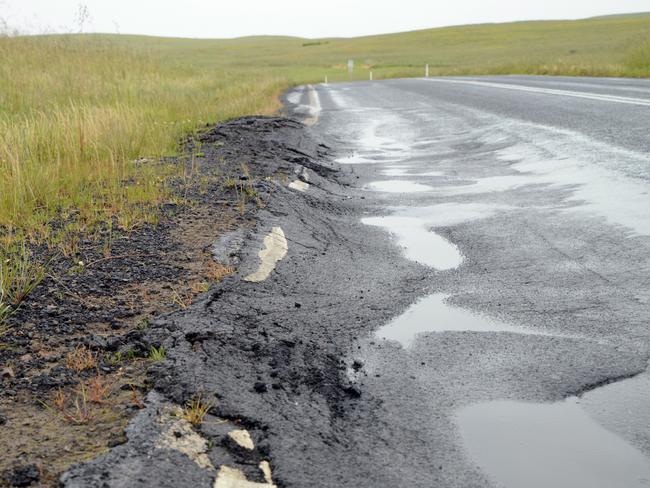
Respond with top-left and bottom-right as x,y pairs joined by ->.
304,76 -> 650,488
63,77 -> 650,488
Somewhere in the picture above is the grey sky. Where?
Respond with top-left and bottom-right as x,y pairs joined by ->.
3,0 -> 649,39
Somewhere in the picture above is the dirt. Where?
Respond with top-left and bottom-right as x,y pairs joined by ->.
0,117 -> 319,487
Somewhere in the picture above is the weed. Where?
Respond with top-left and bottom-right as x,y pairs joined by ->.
130,385 -> 145,409
182,396 -> 212,426
0,302 -> 11,328
46,385 -> 94,425
65,346 -> 97,372
170,287 -> 192,310
0,242 -> 46,307
65,384 -> 95,425
190,281 -> 210,294
205,261 -> 235,282
85,374 -> 112,404
125,349 -> 138,360
148,345 -> 166,362
223,177 -> 238,189
106,351 -> 123,365
135,318 -> 150,330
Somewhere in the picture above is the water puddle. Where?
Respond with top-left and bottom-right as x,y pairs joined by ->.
375,294 -> 540,347
366,181 -> 433,193
363,217 -> 462,269
381,167 -> 412,176
458,382 -> 650,488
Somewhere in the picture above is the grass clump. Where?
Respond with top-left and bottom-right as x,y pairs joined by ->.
182,396 -> 212,427
148,345 -> 166,362
0,242 -> 45,315
65,346 -> 97,372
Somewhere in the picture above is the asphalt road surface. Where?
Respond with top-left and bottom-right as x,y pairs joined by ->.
304,75 -> 650,488
64,77 -> 650,488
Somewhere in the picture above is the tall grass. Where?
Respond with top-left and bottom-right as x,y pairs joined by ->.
626,38 -> 650,71
0,36 -> 286,238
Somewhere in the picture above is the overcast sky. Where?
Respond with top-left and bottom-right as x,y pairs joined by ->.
2,0 -> 649,38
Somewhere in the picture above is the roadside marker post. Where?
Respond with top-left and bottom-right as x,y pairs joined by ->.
426,64 -> 429,77
370,71 -> 373,81
348,59 -> 354,77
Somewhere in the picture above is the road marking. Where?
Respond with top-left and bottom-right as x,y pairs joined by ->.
426,78 -> 650,107
244,227 -> 288,283
304,85 -> 321,126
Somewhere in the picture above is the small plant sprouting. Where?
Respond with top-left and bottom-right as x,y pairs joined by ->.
182,395 -> 212,426
107,351 -> 123,365
224,177 -> 238,189
148,345 -> 166,361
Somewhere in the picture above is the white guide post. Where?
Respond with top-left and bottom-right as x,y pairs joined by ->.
426,64 -> 430,77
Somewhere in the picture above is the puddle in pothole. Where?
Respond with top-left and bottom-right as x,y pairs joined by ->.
375,294 -> 542,347
458,375 -> 650,488
366,181 -> 433,193
363,216 -> 462,269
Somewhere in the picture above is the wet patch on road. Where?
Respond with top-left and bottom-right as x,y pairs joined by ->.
458,375 -> 650,488
366,181 -> 434,193
362,217 -> 462,270
376,293 -> 547,347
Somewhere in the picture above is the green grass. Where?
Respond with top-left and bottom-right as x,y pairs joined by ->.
0,12 -> 649,312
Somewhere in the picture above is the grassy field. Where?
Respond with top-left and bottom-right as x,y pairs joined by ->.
1,12 -> 649,315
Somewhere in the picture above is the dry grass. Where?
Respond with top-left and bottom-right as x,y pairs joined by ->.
85,374 -> 113,404
49,385 -> 94,425
182,396 -> 212,427
65,346 -> 97,372
205,261 -> 236,283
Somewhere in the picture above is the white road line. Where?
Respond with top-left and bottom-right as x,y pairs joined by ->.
426,78 -> 650,107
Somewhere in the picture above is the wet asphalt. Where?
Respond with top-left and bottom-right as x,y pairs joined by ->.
305,76 -> 650,487
62,78 -> 650,487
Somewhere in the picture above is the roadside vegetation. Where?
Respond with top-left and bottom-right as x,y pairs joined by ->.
1,12 -> 649,319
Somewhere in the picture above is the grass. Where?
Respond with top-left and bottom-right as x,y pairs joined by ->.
148,345 -> 166,362
65,346 -> 97,372
181,396 -> 212,426
0,12 -> 649,310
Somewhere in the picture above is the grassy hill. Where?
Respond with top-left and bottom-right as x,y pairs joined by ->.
1,12 -> 649,313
